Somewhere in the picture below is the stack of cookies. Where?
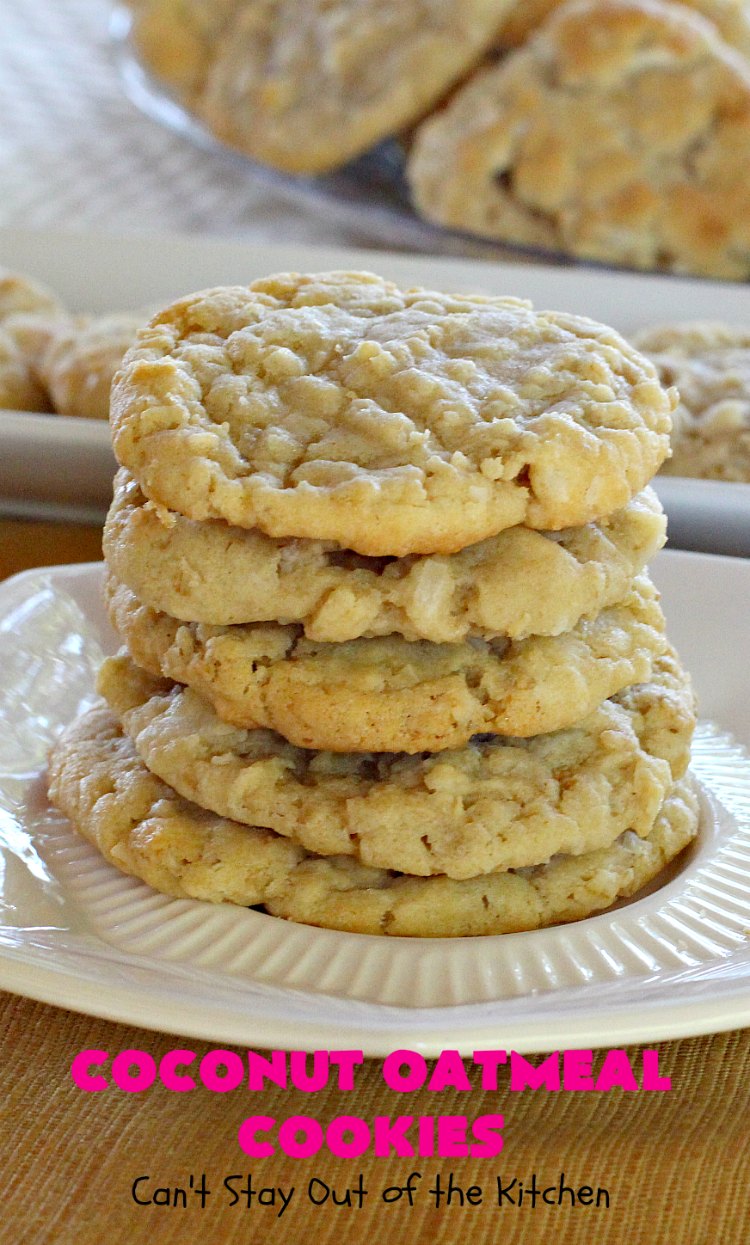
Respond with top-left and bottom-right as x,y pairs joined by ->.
48,271 -> 699,937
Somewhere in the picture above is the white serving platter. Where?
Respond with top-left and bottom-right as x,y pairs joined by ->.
0,551 -> 749,1054
0,229 -> 748,549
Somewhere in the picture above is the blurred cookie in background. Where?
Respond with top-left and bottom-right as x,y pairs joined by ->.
38,311 -> 145,420
635,321 -> 750,481
408,0 -> 750,279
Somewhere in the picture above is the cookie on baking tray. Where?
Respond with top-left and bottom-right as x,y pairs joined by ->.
0,269 -> 64,323
98,649 -> 694,879
104,469 -> 667,640
110,272 -> 674,556
47,702 -> 699,936
39,312 -> 145,420
408,0 -> 750,280
633,321 -> 750,481
105,571 -> 668,752
0,327 -> 51,413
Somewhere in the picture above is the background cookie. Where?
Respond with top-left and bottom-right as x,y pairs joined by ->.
634,320 -> 750,481
105,469 -> 666,640
408,0 -> 750,279
40,312 -> 145,420
99,649 -> 693,878
0,269 -> 64,322
106,572 -> 667,752
495,0 -> 750,55
0,326 -> 51,412
110,273 -> 673,555
198,0 -> 516,173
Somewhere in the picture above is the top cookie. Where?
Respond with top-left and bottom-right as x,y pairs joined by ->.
110,272 -> 673,556
197,0 -> 515,173
408,0 -> 750,280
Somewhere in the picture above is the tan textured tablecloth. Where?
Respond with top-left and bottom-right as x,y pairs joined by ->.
1,519 -> 749,1245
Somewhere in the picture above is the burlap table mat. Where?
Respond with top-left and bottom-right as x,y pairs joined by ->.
1,519 -> 748,1245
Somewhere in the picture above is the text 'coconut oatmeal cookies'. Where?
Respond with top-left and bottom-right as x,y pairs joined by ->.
49,269 -> 699,937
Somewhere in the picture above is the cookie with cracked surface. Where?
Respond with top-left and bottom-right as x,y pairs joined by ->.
110,272 -> 673,555
98,648 -> 694,878
408,0 -> 750,280
106,571 -> 668,752
496,0 -> 750,54
47,706 -> 699,934
198,0 -> 516,174
40,312 -> 145,420
105,469 -> 666,640
633,320 -> 750,480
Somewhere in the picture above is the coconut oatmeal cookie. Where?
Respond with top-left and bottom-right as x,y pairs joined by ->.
408,0 -> 750,280
0,327 -> 51,413
39,312 -> 145,420
198,0 -> 516,173
495,0 -> 750,54
104,469 -> 666,640
105,572 -> 668,752
47,704 -> 699,936
110,272 -> 673,555
98,649 -> 694,878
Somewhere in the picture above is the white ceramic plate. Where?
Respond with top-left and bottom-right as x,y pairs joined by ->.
1,552 -> 749,1054
1,228 -> 749,548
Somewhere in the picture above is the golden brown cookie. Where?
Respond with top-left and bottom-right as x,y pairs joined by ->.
110,273 -> 673,555
47,703 -> 700,936
408,0 -> 750,280
106,571 -> 668,752
0,270 -> 64,322
104,469 -> 666,639
99,648 -> 694,878
47,703 -> 304,906
265,779 -> 699,936
0,326 -> 51,412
